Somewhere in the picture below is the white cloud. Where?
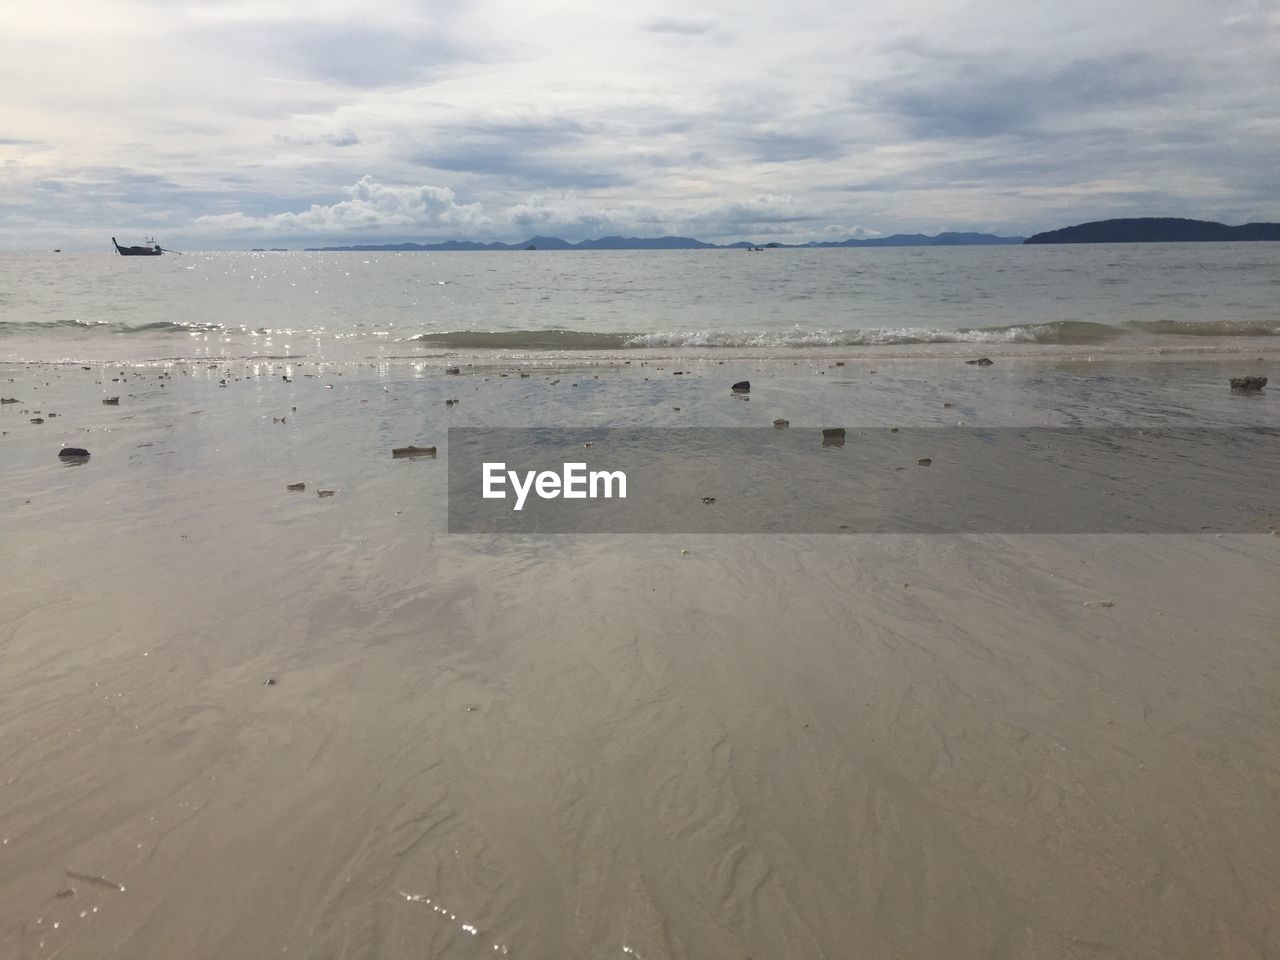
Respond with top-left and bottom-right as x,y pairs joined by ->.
2,0 -> 1278,248
192,176 -> 486,235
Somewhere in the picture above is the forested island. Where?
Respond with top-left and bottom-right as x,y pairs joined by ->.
1024,218 -> 1280,243
304,231 -> 1024,252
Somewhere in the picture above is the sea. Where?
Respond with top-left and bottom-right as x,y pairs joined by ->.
2,243 -> 1279,364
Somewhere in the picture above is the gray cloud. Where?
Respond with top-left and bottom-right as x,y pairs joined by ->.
2,0 -> 1279,248
408,116 -> 637,189
866,51 -> 1190,139
275,131 -> 362,148
203,20 -> 490,89
645,18 -> 717,36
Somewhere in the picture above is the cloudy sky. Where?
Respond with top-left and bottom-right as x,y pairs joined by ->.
2,0 -> 1278,249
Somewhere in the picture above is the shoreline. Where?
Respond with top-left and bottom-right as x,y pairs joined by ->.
4,336 -> 1280,369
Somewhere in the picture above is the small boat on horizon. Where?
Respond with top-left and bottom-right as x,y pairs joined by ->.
112,236 -> 163,256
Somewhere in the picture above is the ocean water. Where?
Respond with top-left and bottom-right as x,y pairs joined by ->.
1,243 -> 1279,363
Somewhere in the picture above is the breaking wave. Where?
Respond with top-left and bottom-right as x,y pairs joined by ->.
408,321 -> 1138,349
8,317 -> 1277,348
0,318 -> 225,335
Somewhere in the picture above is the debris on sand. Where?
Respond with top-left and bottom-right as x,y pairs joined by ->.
773,418 -> 790,429
1,397 -> 18,404
966,357 -> 995,366
1083,600 -> 1114,608
1229,376 -> 1267,392
822,428 -> 845,440
286,482 -> 305,491
65,870 -> 125,893
445,367 -> 461,375
702,497 -> 716,504
318,489 -> 336,498
392,445 -> 437,458
917,458 -> 933,466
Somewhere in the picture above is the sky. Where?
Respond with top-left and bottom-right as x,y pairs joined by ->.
2,0 -> 1278,249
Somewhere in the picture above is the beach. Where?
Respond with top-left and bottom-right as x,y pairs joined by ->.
7,0 -> 1280,947
2,349 -> 1278,959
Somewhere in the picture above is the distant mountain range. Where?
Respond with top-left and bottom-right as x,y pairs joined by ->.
1025,218 -> 1280,244
303,231 -> 1026,252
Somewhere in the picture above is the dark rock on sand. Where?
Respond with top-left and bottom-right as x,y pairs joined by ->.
102,396 -> 121,405
286,482 -> 306,491
822,428 -> 845,440
966,357 -> 995,365
773,418 -> 790,429
392,445 -> 437,458
317,489 -> 336,498
731,380 -> 750,392
1230,376 -> 1267,391
30,417 -> 44,424
0,397 -> 17,404
445,367 -> 461,375
917,458 -> 933,466
58,447 -> 90,459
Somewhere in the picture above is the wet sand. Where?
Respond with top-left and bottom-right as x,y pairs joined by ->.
1,356 -> 1278,959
